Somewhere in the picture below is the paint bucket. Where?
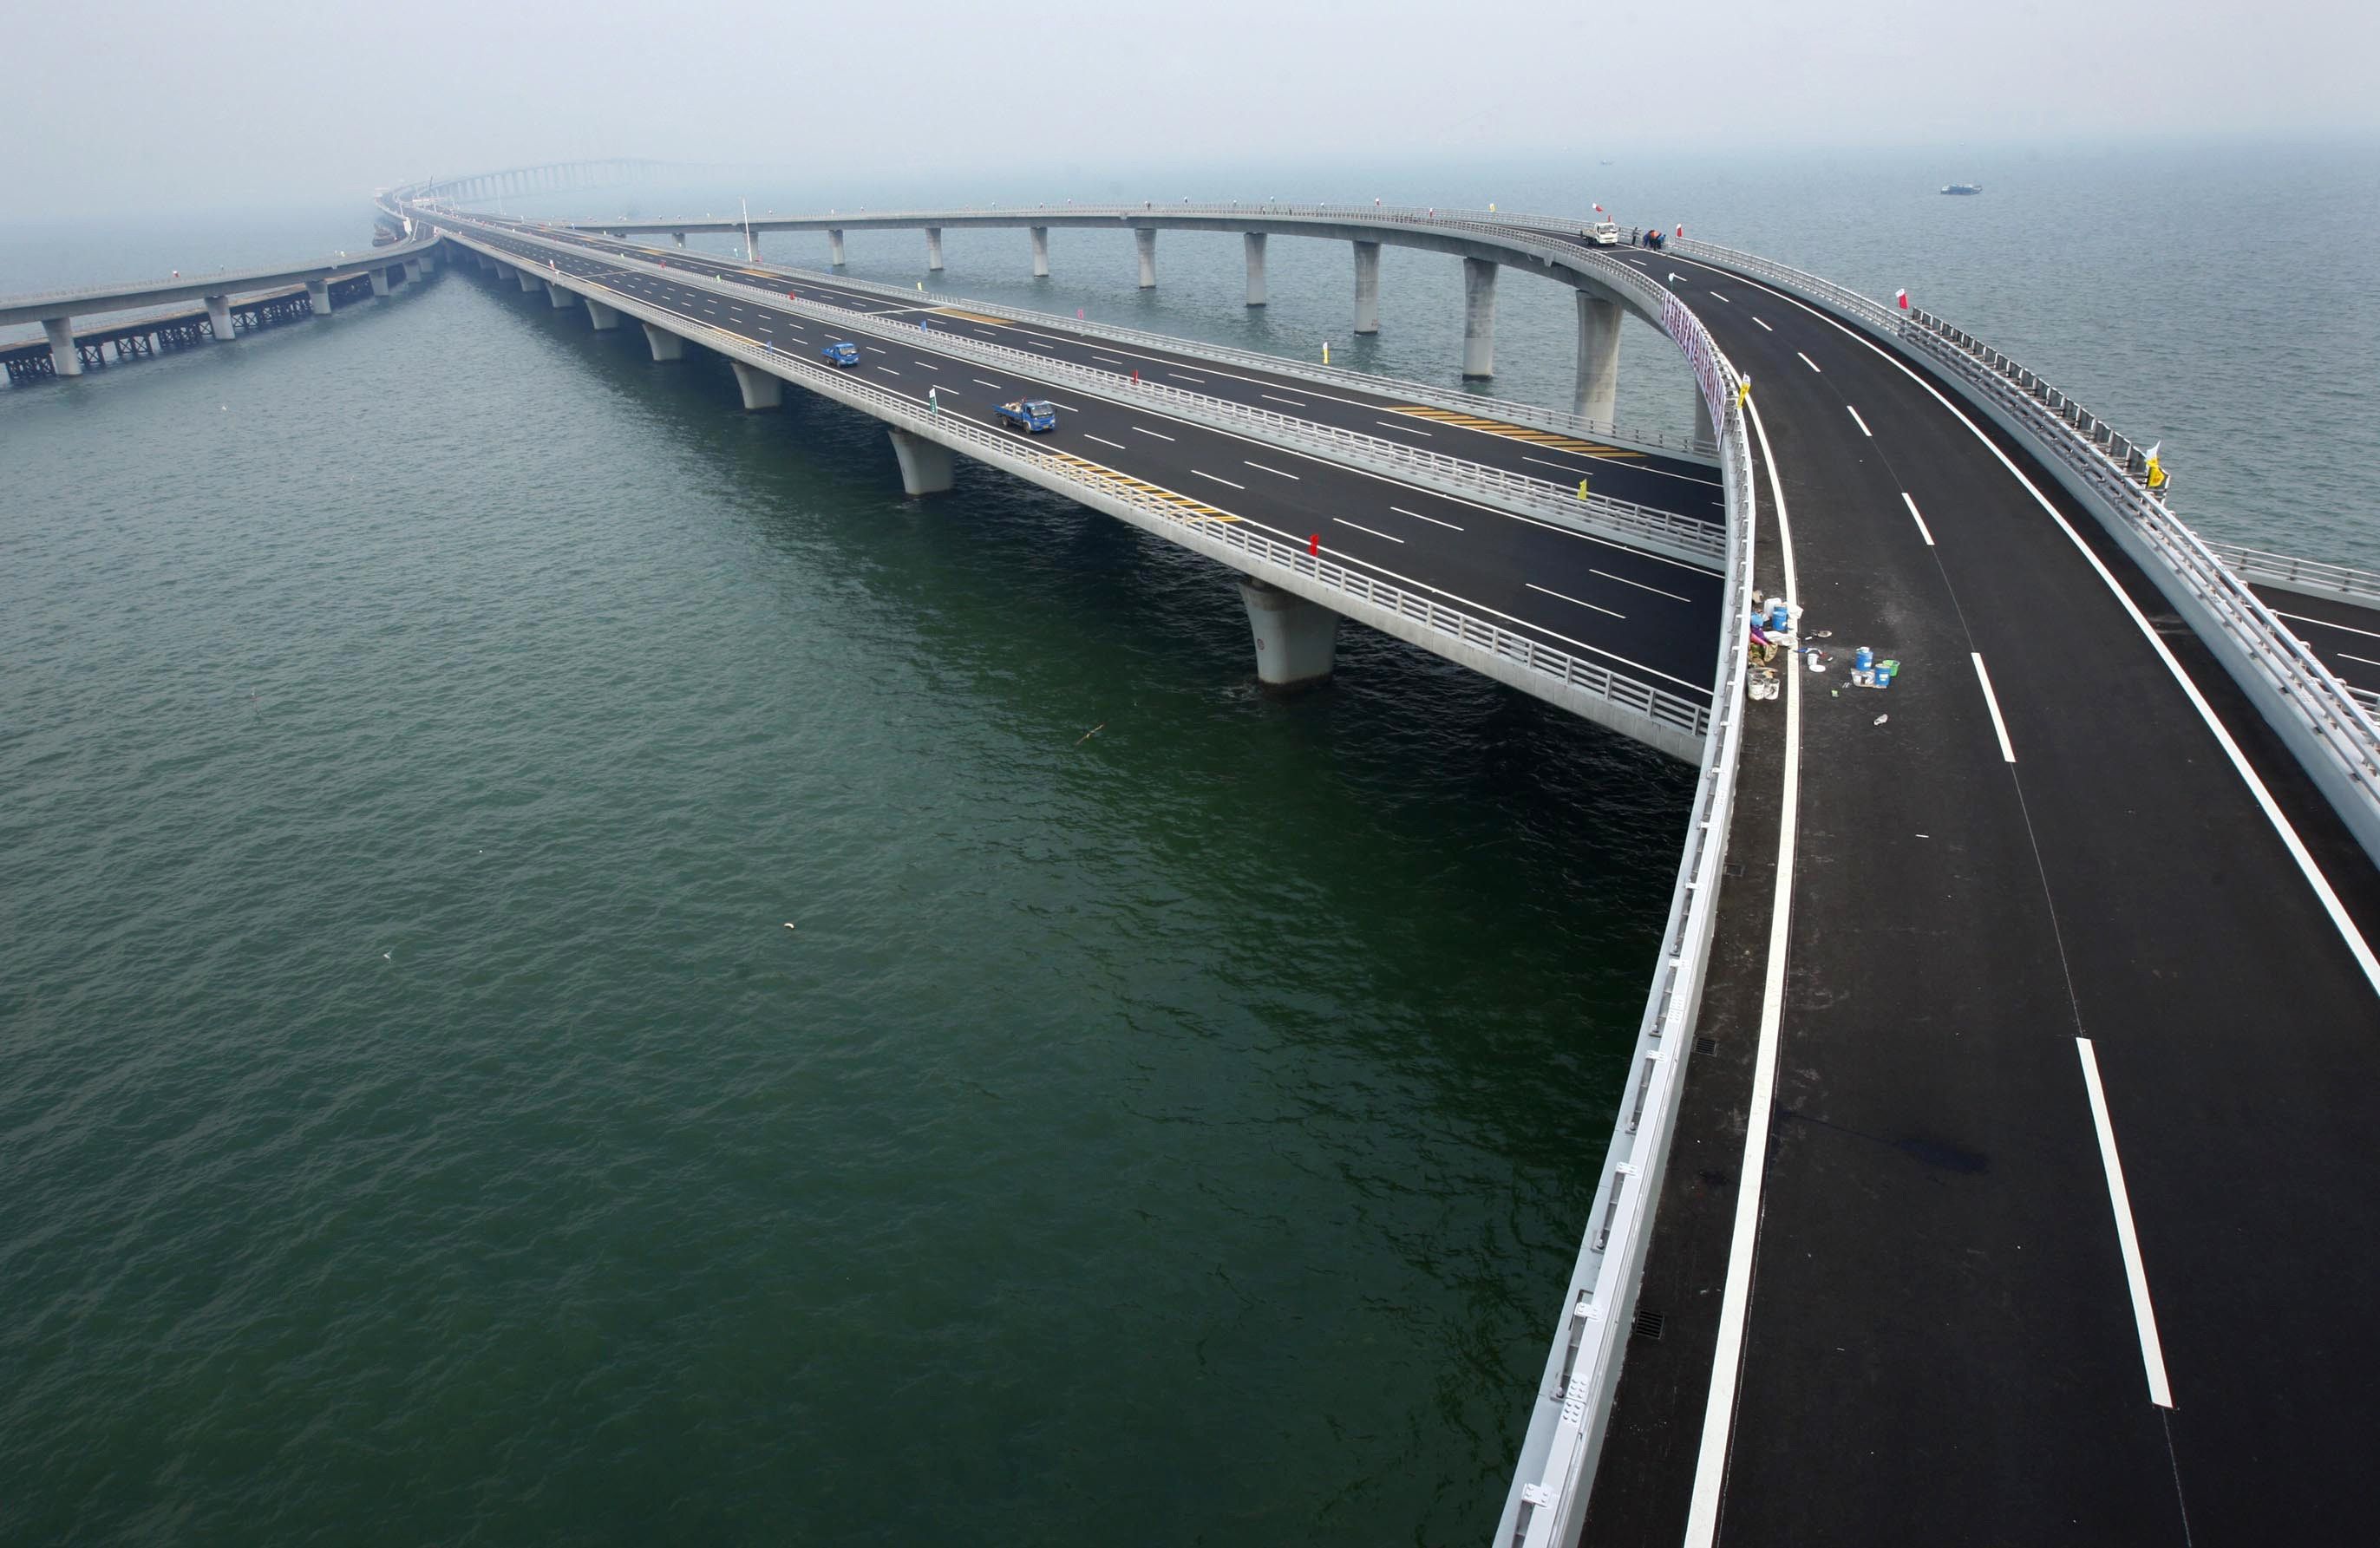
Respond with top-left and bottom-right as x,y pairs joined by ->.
1768,600 -> 1790,631
1854,645 -> 1873,673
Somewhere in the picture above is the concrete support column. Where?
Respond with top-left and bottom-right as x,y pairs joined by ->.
545,278 -> 575,309
745,227 -> 761,263
1352,240 -> 1382,334
370,267 -> 394,297
828,228 -> 845,265
42,317 -> 81,376
1461,257 -> 1497,379
204,295 -> 234,342
585,297 -> 621,331
1238,578 -> 1337,690
642,321 -> 685,361
1243,232 -> 1268,306
671,231 -> 687,248
1030,226 -> 1049,278
1135,226 -> 1157,289
729,360 -> 783,410
402,259 -> 423,284
1573,292 -> 1621,426
1693,389 -> 1716,448
887,428 -> 954,495
516,268 -> 543,292
417,249 -> 436,274
925,227 -> 944,271
307,278 -> 334,316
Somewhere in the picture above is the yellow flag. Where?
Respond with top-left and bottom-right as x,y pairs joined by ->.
1578,479 -> 1590,500
1737,379 -> 1751,407
1322,341 -> 1330,364
2143,441 -> 2165,489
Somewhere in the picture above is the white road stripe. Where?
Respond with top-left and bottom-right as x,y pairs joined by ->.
1389,505 -> 1463,532
1797,352 -> 1821,373
1847,404 -> 1873,437
1592,568 -> 1693,603
1027,335 -> 1057,346
1753,317 -> 1773,332
1972,653 -> 2017,761
1524,582 -> 1625,619
1683,394 -> 1801,1548
2342,651 -> 2380,668
1903,492 -> 1935,545
874,367 -> 900,377
1133,426 -> 1175,441
1193,468 -> 1245,489
912,360 -> 939,370
1380,421 -> 1431,435
1168,372 -> 1207,383
1523,454 -> 1593,474
971,378 -> 1004,390
865,346 -> 886,354
1333,518 -> 1404,543
1044,399 -> 1081,413
1260,393 -> 1307,407
1084,434 -> 1127,450
1708,291 -> 1730,303
2076,1038 -> 2176,1408
1094,354 -> 1125,364
1245,460 -> 1299,480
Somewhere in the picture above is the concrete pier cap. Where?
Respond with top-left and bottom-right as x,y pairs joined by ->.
642,321 -> 686,361
729,360 -> 783,411
544,278 -> 576,309
1239,578 -> 1338,690
584,297 -> 621,331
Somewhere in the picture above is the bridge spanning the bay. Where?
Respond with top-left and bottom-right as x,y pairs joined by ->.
10,162 -> 2380,1546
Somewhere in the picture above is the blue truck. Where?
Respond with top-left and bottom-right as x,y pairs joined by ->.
821,341 -> 860,367
994,398 -> 1059,434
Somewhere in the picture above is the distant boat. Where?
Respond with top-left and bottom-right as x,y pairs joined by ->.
1941,182 -> 1983,196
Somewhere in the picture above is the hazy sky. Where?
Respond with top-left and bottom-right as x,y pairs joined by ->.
5,0 -> 2373,219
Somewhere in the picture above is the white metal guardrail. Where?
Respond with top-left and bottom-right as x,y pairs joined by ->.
1673,236 -> 2380,853
562,225 -> 1712,460
2203,542 -> 2380,604
1493,252 -> 1756,1548
463,220 -> 1727,569
431,224 -> 1721,744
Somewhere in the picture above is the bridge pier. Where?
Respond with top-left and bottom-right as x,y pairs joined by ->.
925,227 -> 944,271
1244,232 -> 1266,306
1238,578 -> 1337,690
1461,258 -> 1497,378
888,428 -> 954,495
307,278 -> 334,316
729,361 -> 782,410
516,268 -> 543,293
671,231 -> 686,248
828,228 -> 845,265
584,297 -> 620,330
1135,227 -> 1157,289
1352,240 -> 1382,334
545,278 -> 576,309
205,295 -> 233,343
1574,292 -> 1620,425
402,259 -> 424,284
370,267 -> 393,297
642,321 -> 685,361
745,228 -> 762,263
42,317 -> 81,376
1030,226 -> 1049,278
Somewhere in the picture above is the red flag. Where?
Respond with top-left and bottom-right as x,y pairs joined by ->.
1675,225 -> 1684,238
1308,534 -> 1321,555
1592,204 -> 1603,212
1895,288 -> 1909,310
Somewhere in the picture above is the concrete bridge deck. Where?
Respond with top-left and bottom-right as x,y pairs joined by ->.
436,215 -> 1729,753
1569,238 -> 2380,1547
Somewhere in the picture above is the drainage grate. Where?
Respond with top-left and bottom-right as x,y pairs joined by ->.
1694,1035 -> 1719,1056
1723,859 -> 1746,879
1631,1308 -> 1665,1342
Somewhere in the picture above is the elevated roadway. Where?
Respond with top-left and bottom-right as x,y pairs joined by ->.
427,211 -> 1730,755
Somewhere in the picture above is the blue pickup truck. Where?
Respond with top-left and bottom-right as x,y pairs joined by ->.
994,398 -> 1059,434
821,341 -> 860,367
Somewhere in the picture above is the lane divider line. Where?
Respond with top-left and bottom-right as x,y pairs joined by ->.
1333,517 -> 1404,544
1847,404 -> 1873,437
1524,581 -> 1625,619
1389,505 -> 1464,532
1903,493 -> 1936,546
1797,352 -> 1821,373
2076,1037 -> 2176,1408
1972,653 -> 2017,762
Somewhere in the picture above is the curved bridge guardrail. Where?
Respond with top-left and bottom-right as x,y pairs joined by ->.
1674,236 -> 2380,862
469,222 -> 1726,570
2201,543 -> 2380,604
434,225 -> 1721,748
559,225 -> 1710,459
1493,253 -> 1757,1548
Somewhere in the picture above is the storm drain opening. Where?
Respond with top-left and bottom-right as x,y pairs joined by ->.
1694,1035 -> 1719,1056
1631,1308 -> 1666,1342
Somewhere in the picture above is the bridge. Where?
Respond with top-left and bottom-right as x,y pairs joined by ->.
0,229 -> 446,377
14,162 -> 2380,1545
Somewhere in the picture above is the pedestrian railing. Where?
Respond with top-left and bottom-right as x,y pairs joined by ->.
2203,542 -> 2380,604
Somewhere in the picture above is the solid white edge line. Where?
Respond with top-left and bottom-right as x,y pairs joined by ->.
2272,609 -> 2380,644
2075,1037 -> 2177,1408
1681,392 -> 1801,1548
1846,403 -> 1873,437
1902,492 -> 1936,546
1971,653 -> 2018,761
1673,255 -> 2380,995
